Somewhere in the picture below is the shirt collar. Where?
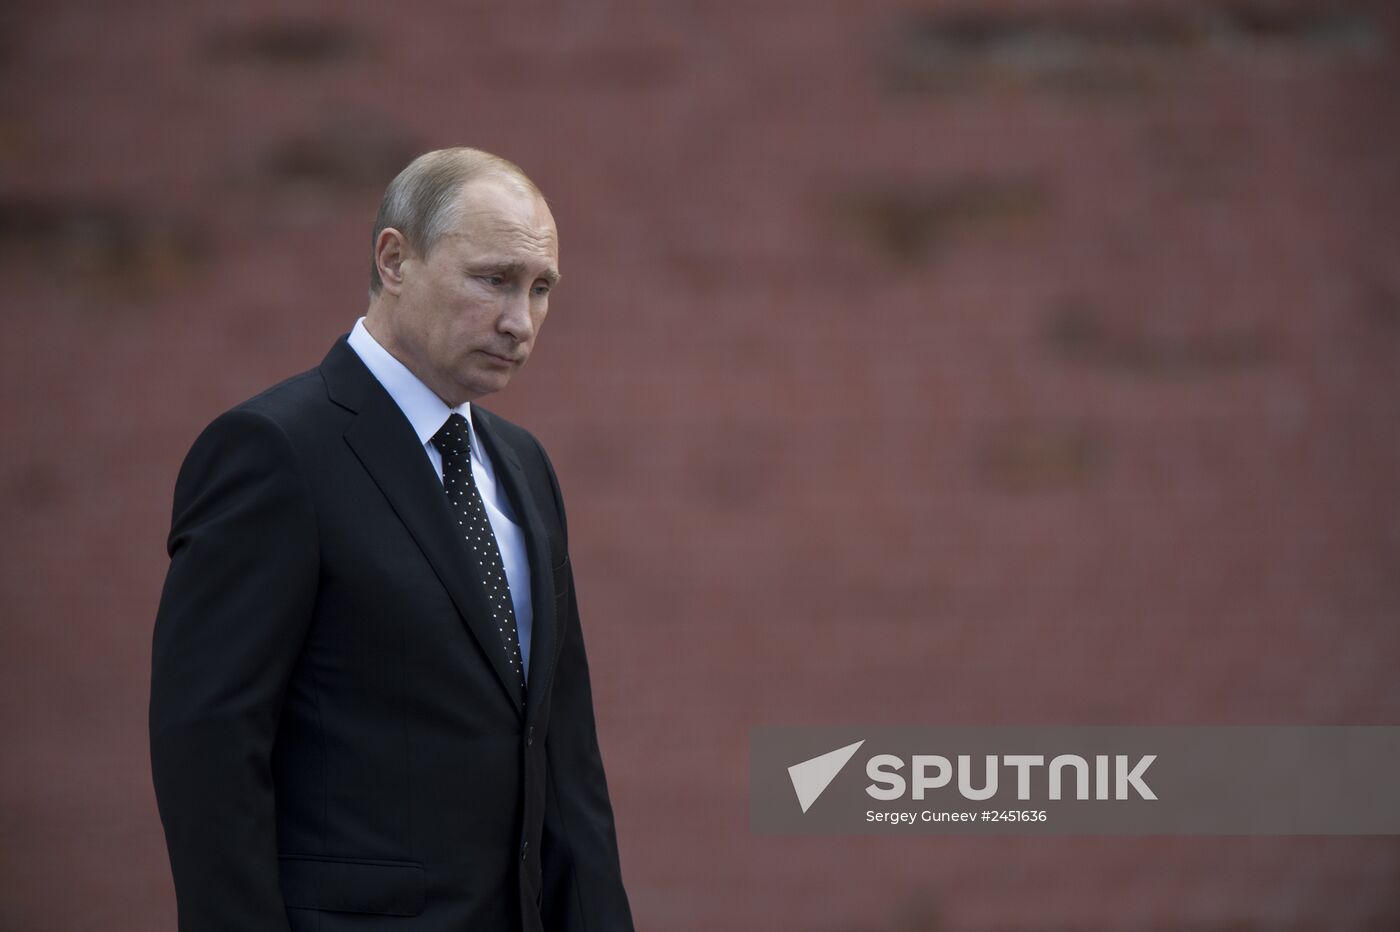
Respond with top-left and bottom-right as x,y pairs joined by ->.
346,316 -> 474,448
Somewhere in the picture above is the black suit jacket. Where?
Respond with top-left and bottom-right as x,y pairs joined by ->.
149,335 -> 634,932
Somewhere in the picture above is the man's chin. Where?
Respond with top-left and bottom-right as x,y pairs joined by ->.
458,371 -> 514,402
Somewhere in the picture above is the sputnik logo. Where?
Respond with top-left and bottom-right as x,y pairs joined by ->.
787,739 -> 865,813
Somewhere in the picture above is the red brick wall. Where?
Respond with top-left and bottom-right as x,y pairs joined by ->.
2,1 -> 1398,929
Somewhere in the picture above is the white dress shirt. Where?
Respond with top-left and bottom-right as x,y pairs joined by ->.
347,316 -> 533,676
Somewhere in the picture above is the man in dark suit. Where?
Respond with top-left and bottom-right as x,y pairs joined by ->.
149,147 -> 635,931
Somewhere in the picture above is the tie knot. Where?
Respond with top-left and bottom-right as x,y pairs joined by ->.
433,413 -> 472,459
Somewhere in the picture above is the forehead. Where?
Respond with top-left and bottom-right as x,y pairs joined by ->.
437,176 -> 558,261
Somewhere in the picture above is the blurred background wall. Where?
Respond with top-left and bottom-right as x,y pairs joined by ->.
2,0 -> 1398,929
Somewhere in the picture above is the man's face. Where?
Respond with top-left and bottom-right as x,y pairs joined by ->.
380,176 -> 559,406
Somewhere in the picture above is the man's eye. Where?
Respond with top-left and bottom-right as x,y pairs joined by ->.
477,274 -> 506,286
532,284 -> 551,296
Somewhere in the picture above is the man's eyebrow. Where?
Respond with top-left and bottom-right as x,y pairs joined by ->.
468,260 -> 561,287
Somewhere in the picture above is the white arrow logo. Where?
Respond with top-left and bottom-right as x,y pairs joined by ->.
787,740 -> 866,813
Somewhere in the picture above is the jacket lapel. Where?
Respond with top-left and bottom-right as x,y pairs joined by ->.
470,407 -> 558,724
320,337 -> 526,714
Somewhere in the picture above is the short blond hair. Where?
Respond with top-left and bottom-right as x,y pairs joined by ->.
369,147 -> 541,295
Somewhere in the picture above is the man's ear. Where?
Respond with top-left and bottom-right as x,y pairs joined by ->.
375,228 -> 412,295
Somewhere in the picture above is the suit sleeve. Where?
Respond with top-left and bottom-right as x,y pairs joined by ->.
149,408 -> 319,932
533,439 -> 636,932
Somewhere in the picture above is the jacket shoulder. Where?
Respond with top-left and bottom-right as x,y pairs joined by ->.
175,367 -> 337,491
228,367 -> 332,430
183,366 -> 341,453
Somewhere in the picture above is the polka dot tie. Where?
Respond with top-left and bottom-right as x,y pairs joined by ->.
432,413 -> 526,694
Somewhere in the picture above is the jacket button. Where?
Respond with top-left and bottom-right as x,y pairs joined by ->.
521,841 -> 530,861
526,725 -> 535,746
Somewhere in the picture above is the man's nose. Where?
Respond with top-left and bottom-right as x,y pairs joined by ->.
497,291 -> 533,342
